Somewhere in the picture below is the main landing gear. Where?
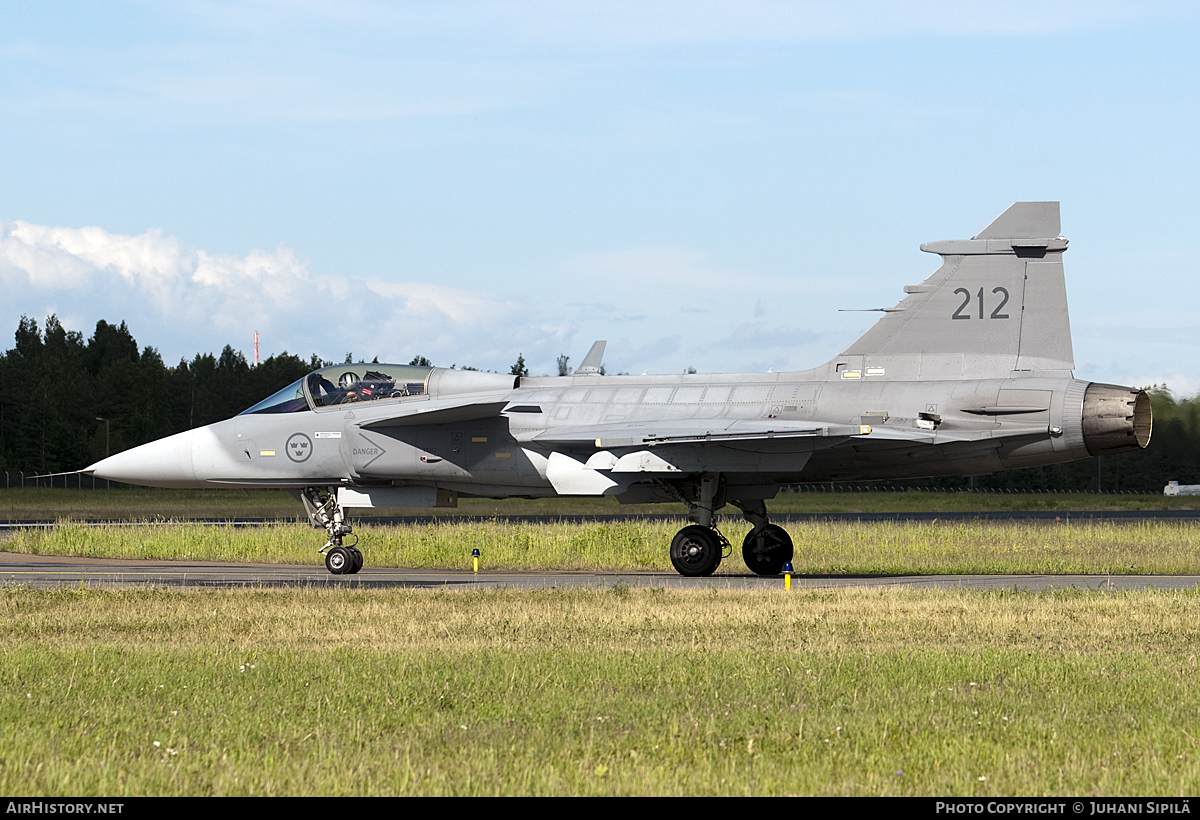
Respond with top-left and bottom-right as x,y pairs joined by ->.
666,476 -> 794,578
300,487 -> 363,575
736,500 -> 794,577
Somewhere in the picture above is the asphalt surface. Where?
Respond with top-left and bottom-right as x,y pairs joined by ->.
1,552 -> 1197,592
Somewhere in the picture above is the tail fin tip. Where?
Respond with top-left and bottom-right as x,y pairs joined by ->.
974,201 -> 1060,240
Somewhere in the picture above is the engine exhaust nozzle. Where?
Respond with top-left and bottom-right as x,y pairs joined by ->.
1082,383 -> 1152,455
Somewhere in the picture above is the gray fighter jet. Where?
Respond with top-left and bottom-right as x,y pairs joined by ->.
86,202 -> 1151,576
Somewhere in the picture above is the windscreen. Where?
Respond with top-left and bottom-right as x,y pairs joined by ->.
306,364 -> 432,408
239,377 -> 310,415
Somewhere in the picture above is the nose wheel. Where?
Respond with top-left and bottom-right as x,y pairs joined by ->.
300,487 -> 364,575
325,546 -> 364,575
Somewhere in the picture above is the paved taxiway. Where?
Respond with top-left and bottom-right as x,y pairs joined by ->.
2,552 -> 1197,592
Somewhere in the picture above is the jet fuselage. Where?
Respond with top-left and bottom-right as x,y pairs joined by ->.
88,367 -> 1148,507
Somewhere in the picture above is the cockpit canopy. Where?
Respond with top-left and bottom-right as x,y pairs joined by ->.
239,363 -> 433,415
306,364 -> 431,408
239,378 -> 309,415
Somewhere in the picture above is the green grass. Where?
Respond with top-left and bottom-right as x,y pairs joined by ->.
2,586 -> 1198,796
7,518 -> 1200,575
3,486 -> 1198,521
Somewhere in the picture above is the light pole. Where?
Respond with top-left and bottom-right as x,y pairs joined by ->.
96,417 -> 109,489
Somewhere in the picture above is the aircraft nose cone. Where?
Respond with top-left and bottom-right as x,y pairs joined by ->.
86,430 -> 198,488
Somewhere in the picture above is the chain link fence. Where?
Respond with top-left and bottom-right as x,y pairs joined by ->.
782,484 -> 1155,494
0,472 -> 1163,494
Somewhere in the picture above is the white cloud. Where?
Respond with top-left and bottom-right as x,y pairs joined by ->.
1,218 -> 831,376
3,215 -> 1186,383
0,219 -> 564,370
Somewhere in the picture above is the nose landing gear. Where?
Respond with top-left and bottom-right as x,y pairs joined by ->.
300,487 -> 363,575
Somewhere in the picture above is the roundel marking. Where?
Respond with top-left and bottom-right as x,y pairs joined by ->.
286,432 -> 313,463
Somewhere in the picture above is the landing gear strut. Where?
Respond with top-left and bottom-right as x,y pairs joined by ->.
300,487 -> 362,575
666,474 -> 730,577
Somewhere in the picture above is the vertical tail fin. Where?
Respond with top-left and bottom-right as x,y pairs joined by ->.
829,202 -> 1073,381
576,340 -> 607,375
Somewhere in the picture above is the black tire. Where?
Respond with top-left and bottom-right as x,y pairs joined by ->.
670,525 -> 723,577
741,524 -> 794,576
325,546 -> 351,575
347,548 -> 364,575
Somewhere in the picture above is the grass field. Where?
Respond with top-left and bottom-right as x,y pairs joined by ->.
6,517 -> 1200,576
2,585 -> 1198,796
5,490 -> 1200,796
3,487 -> 1199,521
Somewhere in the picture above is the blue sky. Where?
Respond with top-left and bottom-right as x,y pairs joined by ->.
2,2 -> 1198,388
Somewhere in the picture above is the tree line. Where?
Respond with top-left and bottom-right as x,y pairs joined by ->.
0,316 -> 319,473
0,315 -> 1194,492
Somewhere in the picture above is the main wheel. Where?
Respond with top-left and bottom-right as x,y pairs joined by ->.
742,524 -> 794,576
670,525 -> 723,577
325,546 -> 351,575
346,547 -> 364,574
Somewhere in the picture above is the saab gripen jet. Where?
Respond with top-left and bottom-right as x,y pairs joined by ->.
86,203 -> 1151,577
